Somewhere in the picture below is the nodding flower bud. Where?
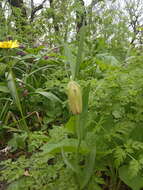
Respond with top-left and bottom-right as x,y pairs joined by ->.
16,51 -> 26,56
67,80 -> 82,115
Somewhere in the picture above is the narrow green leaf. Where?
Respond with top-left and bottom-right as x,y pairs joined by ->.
7,71 -> 21,110
64,43 -> 76,79
0,101 -> 10,121
0,83 -> 9,93
65,116 -> 76,134
34,89 -> 62,103
61,148 -> 81,174
24,65 -> 53,83
6,70 -> 28,131
75,26 -> 86,79
41,138 -> 89,155
80,149 -> 96,189
81,84 -> 90,114
76,84 -> 90,140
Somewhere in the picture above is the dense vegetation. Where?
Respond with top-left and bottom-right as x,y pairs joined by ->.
1,0 -> 143,189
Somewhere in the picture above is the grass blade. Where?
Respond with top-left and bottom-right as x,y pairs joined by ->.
6,70 -> 29,131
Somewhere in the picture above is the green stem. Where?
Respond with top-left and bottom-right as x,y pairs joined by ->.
116,179 -> 121,190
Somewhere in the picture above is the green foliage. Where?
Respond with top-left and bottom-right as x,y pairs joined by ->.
114,146 -> 127,168
7,70 -> 28,131
1,0 -> 143,189
119,165 -> 143,190
0,153 -> 78,190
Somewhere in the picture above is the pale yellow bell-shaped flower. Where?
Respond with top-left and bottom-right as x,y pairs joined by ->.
67,80 -> 82,115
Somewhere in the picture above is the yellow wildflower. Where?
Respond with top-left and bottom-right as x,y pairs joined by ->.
0,40 -> 19,48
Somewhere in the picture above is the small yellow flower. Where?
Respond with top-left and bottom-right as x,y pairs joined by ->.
0,40 -> 19,48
